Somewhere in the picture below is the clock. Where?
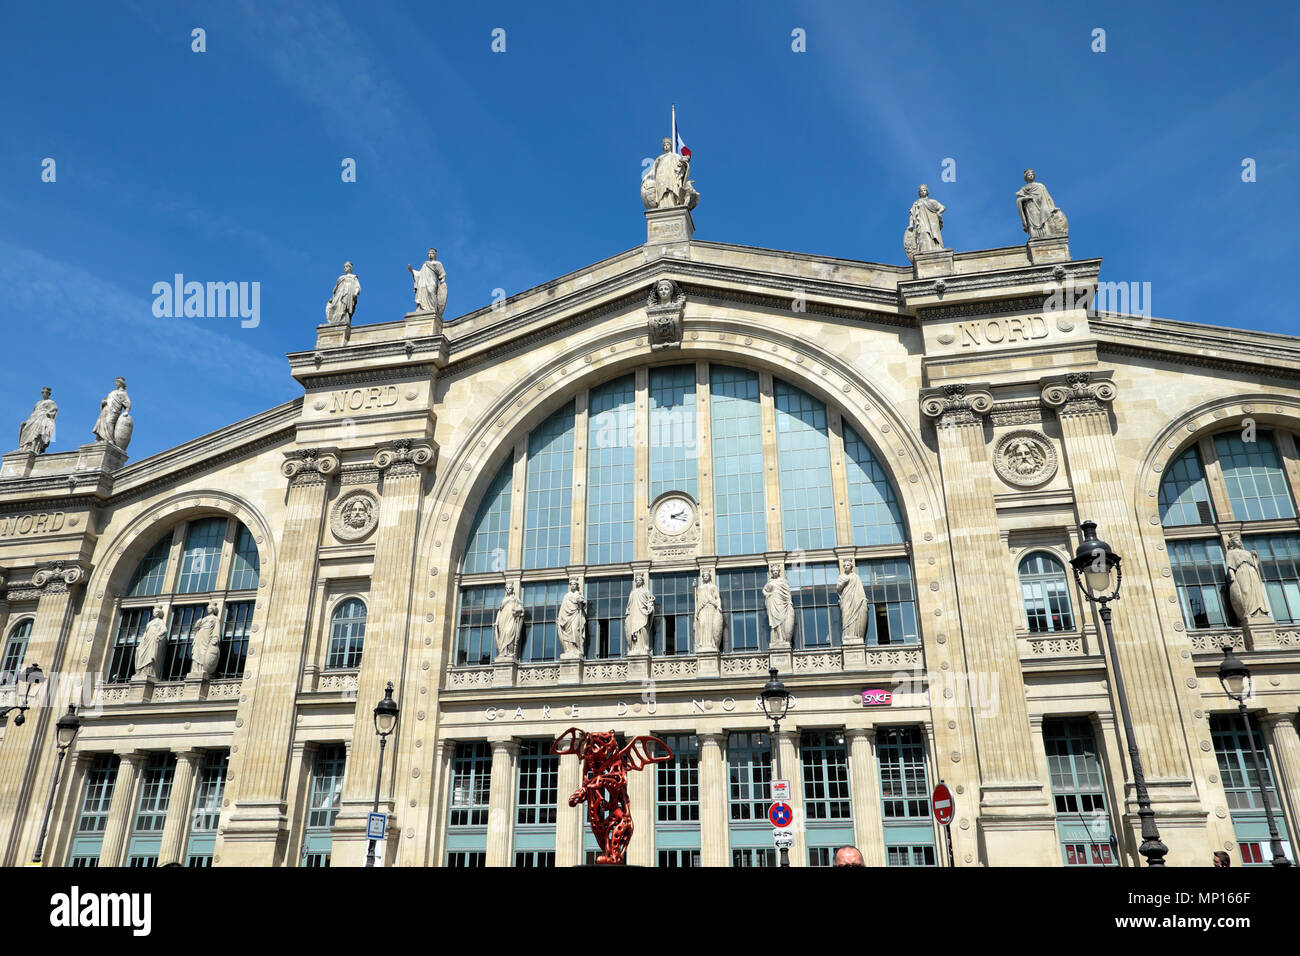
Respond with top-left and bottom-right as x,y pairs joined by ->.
652,495 -> 696,536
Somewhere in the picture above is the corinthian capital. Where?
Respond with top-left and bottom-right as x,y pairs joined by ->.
1040,371 -> 1116,415
920,383 -> 994,427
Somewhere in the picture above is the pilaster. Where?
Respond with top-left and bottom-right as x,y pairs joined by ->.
847,728 -> 886,867
626,726 -> 655,866
555,743 -> 582,867
776,730 -> 804,866
485,737 -> 518,866
698,732 -> 729,866
157,750 -> 203,865
100,751 -> 146,867
1262,713 -> 1300,844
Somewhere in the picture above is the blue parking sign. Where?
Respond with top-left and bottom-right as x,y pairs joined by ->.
367,812 -> 387,841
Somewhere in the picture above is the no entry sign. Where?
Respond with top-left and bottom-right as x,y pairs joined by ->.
932,783 -> 954,826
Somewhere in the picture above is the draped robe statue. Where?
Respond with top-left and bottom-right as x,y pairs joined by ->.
903,184 -> 946,260
694,570 -> 724,654
557,579 -> 587,659
1225,534 -> 1272,623
325,261 -> 361,325
641,138 -> 699,211
134,606 -> 168,680
408,248 -> 448,318
1016,169 -> 1069,239
837,560 -> 868,644
92,377 -> 131,446
495,583 -> 524,661
188,603 -> 223,679
763,566 -> 795,649
18,387 -> 58,454
625,574 -> 655,656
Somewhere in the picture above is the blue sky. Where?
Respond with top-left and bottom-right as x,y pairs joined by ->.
2,1 -> 1297,459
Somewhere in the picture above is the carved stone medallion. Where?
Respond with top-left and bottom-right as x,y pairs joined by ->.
993,430 -> 1058,487
331,490 -> 379,542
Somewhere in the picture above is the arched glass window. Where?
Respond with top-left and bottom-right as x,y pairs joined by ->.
649,366 -> 698,500
774,382 -> 835,550
711,367 -> 766,556
522,403 -> 574,570
1214,432 -> 1295,520
326,599 -> 367,670
463,462 -> 512,574
1,618 -> 33,683
106,515 -> 260,683
586,376 -> 635,565
1159,446 -> 1213,527
843,424 -> 905,546
1019,553 -> 1075,633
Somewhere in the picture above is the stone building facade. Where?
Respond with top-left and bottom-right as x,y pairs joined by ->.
2,199 -> 1299,868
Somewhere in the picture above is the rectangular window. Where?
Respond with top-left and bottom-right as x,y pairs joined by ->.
877,726 -> 938,867
1215,432 -> 1296,521
657,733 -> 700,823
228,524 -> 260,590
710,367 -> 766,556
1168,539 -> 1233,629
301,743 -> 346,867
774,381 -> 836,550
859,559 -> 919,645
727,732 -> 772,822
126,752 -> 176,867
732,848 -> 778,866
446,851 -> 486,867
69,754 -> 120,866
585,576 -> 632,659
1043,717 -> 1115,866
107,608 -> 151,684
455,585 -> 504,666
516,740 -> 559,826
217,601 -> 253,678
1159,446 -> 1214,527
717,567 -> 769,653
522,403 -> 575,570
176,517 -> 226,594
1247,533 -> 1300,624
161,603 -> 206,681
186,750 -> 229,866
651,572 -> 696,656
658,849 -> 701,867
802,730 -> 855,866
789,562 -> 841,649
521,580 -> 566,662
514,851 -> 556,867
448,742 -> 492,828
649,366 -> 699,501
1211,714 -> 1294,865
0,619 -> 30,684
586,376 -> 636,565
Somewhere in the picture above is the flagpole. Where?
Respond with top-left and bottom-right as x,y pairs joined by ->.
672,103 -> 676,145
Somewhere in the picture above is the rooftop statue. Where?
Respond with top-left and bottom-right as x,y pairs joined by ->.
1016,169 -> 1068,239
18,387 -> 58,454
407,248 -> 448,319
903,184 -> 946,261
325,261 -> 360,326
641,137 -> 699,211
92,377 -> 133,450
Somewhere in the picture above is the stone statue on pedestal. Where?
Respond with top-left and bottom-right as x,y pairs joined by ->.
764,565 -> 795,649
18,387 -> 58,454
92,377 -> 132,449
694,570 -> 724,653
325,261 -> 360,326
1016,169 -> 1068,239
903,185 -> 946,261
134,606 -> 168,680
625,573 -> 655,655
494,583 -> 524,660
407,248 -> 448,318
188,602 -> 222,680
641,138 -> 699,211
557,579 -> 587,659
837,559 -> 868,644
1225,534 -> 1272,624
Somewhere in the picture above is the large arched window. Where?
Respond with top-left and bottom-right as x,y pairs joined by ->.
106,515 -> 261,683
326,599 -> 367,670
454,364 -> 913,664
1018,553 -> 1075,633
1,618 -> 33,684
1160,427 -> 1300,631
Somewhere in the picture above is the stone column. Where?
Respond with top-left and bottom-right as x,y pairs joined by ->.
334,440 -> 435,866
485,738 -> 518,866
920,384 -> 1057,865
1041,374 -> 1199,794
223,448 -> 336,866
847,728 -> 885,867
100,751 -> 146,867
0,563 -> 86,866
698,732 -> 729,866
1262,713 -> 1300,841
776,729 -> 804,865
555,745 -> 582,867
157,750 -> 202,866
626,727 -> 656,866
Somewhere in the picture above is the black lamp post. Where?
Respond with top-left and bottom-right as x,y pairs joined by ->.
366,681 -> 400,868
1216,647 -> 1293,867
32,704 -> 81,864
760,668 -> 791,868
0,663 -> 45,728
1069,520 -> 1168,866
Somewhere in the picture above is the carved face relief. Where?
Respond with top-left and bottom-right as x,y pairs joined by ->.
993,430 -> 1058,487
330,490 -> 379,542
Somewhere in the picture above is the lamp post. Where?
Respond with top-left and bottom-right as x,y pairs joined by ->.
0,663 -> 44,728
32,704 -> 81,864
1069,520 -> 1168,867
1216,647 -> 1293,867
366,681 -> 400,868
760,668 -> 791,868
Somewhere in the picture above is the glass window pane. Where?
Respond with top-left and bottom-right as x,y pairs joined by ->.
774,382 -> 835,550
710,367 -> 766,556
463,462 -> 513,574
844,424 -> 906,546
649,366 -> 698,501
326,599 -> 367,670
586,376 -> 636,565
522,403 -> 575,570
176,518 -> 226,594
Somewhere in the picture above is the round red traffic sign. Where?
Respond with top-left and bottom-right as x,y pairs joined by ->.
768,802 -> 793,828
931,783 -> 954,826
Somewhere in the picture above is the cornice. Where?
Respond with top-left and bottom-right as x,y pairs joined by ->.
1092,314 -> 1300,380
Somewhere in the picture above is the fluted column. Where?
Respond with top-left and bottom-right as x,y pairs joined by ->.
157,750 -> 202,865
626,726 -> 655,866
99,751 -> 146,867
1263,713 -> 1300,839
776,730 -> 804,865
0,562 -> 87,866
223,448 -> 336,865
920,385 -> 1055,853
333,440 -> 435,866
698,732 -> 729,866
555,744 -> 582,867
485,738 -> 518,866
847,728 -> 885,867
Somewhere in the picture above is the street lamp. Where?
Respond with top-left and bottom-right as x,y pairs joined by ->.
32,704 -> 81,864
0,663 -> 44,727
760,668 -> 791,868
1216,647 -> 1292,867
366,681 -> 400,868
1069,520 -> 1168,867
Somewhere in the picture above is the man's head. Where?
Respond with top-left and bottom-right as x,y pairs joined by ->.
343,261 -> 353,274
661,138 -> 672,153
40,387 -> 51,399
115,377 -> 127,389
833,846 -> 865,867
427,248 -> 438,260
1213,851 -> 1231,867
1024,168 -> 1036,183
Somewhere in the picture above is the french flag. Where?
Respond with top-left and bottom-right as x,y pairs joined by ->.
672,105 -> 691,158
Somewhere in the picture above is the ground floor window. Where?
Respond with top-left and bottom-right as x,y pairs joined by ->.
1211,713 -> 1294,866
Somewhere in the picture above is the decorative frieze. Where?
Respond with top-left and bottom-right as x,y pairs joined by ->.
793,650 -> 841,673
650,657 -> 699,680
989,401 -> 1043,427
1025,636 -> 1084,657
517,665 -> 561,686
720,653 -> 768,675
448,667 -> 493,688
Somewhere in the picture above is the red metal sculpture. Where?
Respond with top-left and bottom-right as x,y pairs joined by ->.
551,728 -> 673,865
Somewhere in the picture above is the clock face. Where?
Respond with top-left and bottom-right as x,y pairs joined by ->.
653,496 -> 695,536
